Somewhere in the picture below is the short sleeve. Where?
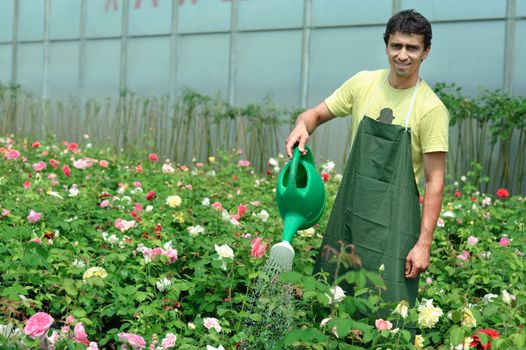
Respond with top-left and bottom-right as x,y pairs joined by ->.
419,105 -> 450,153
324,71 -> 367,117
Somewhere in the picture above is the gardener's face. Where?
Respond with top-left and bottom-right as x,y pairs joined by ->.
386,31 -> 429,81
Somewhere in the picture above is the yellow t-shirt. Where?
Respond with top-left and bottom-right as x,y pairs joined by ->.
325,69 -> 449,183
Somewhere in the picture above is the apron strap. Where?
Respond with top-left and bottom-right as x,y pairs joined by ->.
404,78 -> 420,130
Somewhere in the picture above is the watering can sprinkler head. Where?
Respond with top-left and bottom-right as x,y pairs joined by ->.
269,241 -> 295,271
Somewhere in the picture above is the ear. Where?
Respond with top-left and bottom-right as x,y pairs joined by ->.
422,45 -> 431,61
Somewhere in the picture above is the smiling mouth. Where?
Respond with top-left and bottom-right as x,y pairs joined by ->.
395,62 -> 410,69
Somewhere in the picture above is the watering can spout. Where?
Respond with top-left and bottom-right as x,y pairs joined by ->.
282,213 -> 305,243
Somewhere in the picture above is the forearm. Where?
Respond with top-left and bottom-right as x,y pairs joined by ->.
418,178 -> 444,248
295,109 -> 323,135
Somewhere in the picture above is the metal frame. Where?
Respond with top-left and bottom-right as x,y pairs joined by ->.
2,0 -> 523,104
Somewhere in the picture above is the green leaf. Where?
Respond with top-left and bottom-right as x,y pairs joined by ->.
63,278 -> 78,296
363,331 -> 374,343
135,291 -> 148,302
451,310 -> 462,323
401,330 -> 411,343
1,284 -> 28,299
511,333 -> 526,348
365,271 -> 385,288
449,325 -> 464,346
477,333 -> 489,346
72,308 -> 86,318
328,318 -> 353,338
279,271 -> 303,284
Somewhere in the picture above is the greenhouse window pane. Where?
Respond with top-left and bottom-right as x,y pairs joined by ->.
0,0 -> 14,42
50,0 -> 81,40
19,0 -> 45,41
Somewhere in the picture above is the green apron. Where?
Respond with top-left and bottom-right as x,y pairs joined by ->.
314,78 -> 422,305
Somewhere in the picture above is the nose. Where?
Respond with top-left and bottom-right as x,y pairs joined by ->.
398,48 -> 408,60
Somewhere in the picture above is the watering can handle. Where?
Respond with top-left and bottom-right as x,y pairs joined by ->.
288,147 -> 302,190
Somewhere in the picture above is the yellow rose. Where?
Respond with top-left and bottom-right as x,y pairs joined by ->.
461,308 -> 477,328
175,212 -> 185,224
166,195 -> 182,208
417,299 -> 443,328
83,267 -> 107,281
393,300 -> 409,319
415,334 -> 424,349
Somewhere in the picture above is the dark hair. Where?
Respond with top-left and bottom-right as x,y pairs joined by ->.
383,9 -> 432,50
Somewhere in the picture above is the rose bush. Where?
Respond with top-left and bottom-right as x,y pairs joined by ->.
0,137 -> 524,349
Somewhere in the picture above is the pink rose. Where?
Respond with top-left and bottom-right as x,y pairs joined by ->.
148,153 -> 159,162
134,181 -> 142,188
74,322 -> 89,345
27,209 -> 42,223
6,149 -> 20,160
152,247 -> 164,257
238,160 -> 250,167
33,161 -> 47,171
32,141 -> 41,148
375,318 -> 393,331
118,332 -> 146,349
237,204 -> 247,218
23,181 -> 31,189
499,237 -> 510,247
87,342 -> 100,350
203,317 -> 221,333
164,248 -> 178,263
250,237 -> 267,258
100,199 -> 110,208
73,158 -> 92,169
24,312 -> 54,338
65,315 -> 75,325
99,160 -> 109,168
161,332 -> 177,349
2,209 -> 10,216
467,236 -> 479,245
211,202 -> 223,211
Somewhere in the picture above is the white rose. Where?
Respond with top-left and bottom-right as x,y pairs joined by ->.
215,244 -> 234,259
326,286 -> 346,304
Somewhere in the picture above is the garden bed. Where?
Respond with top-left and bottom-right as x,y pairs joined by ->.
0,137 -> 524,349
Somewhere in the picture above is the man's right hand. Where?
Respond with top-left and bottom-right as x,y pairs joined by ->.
285,123 -> 309,159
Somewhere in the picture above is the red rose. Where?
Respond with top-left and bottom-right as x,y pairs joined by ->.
148,153 -> 159,162
62,164 -> 71,177
470,329 -> 500,349
49,159 -> 59,168
67,143 -> 79,153
146,191 -> 156,201
454,191 -> 462,198
321,172 -> 330,182
32,141 -> 41,148
496,188 -> 509,199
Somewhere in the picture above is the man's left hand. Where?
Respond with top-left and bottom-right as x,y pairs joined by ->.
405,243 -> 431,279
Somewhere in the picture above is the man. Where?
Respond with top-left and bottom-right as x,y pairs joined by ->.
285,9 -> 448,305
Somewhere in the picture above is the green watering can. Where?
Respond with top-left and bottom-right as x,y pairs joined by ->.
269,147 -> 326,270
